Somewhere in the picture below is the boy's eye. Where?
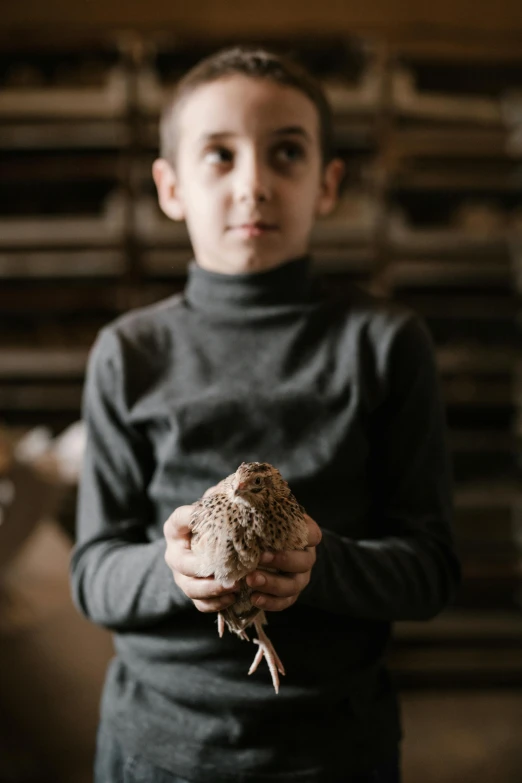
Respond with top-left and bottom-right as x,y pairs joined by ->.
272,141 -> 305,165
203,147 -> 233,165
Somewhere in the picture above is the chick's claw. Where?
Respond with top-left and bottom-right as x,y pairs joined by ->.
248,619 -> 286,693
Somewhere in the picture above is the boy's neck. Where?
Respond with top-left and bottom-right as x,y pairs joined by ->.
193,252 -> 308,277
185,254 -> 315,317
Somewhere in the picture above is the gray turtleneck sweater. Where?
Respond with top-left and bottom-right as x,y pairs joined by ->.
70,257 -> 460,782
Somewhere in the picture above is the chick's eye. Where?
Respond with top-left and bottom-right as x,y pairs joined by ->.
254,477 -> 262,485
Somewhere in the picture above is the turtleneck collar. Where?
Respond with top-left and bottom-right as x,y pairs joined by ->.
184,255 -> 316,317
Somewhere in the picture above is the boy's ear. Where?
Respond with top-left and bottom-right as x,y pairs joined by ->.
152,158 -> 186,221
315,158 -> 345,217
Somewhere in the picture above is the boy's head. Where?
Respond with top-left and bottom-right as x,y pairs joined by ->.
153,46 -> 344,275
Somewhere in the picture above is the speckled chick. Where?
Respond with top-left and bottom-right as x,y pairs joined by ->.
189,462 -> 309,693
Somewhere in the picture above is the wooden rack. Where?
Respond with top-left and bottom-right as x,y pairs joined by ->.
0,32 -> 521,685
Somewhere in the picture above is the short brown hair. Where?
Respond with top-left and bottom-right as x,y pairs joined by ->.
159,46 -> 334,167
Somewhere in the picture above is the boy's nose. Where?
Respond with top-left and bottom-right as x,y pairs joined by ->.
234,155 -> 271,204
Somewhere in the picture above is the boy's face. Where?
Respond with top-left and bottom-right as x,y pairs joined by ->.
153,75 -> 344,275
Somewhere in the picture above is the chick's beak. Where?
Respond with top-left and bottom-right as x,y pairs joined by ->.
234,481 -> 247,496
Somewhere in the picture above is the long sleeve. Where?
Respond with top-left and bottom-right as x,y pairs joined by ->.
300,315 -> 461,621
70,327 -> 191,630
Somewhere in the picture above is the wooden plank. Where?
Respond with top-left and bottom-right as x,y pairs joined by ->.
397,293 -> 517,320
388,219 -> 510,257
390,647 -> 522,677
385,259 -> 512,287
0,121 -> 130,150
443,377 -> 514,406
389,127 -> 515,158
455,476 -> 522,510
0,67 -> 128,119
0,350 -> 88,378
0,194 -> 127,248
391,167 -> 522,191
1,153 -> 123,181
391,33 -> 522,61
450,433 -> 518,461
0,250 -> 126,278
0,384 -> 83,411
1,0 -> 522,36
395,610 -> 522,642
437,345 -> 519,373
0,284 -> 125,313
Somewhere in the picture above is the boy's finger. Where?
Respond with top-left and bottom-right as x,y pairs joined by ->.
304,515 -> 322,547
193,595 -> 237,614
164,505 -> 194,540
183,576 -> 238,600
175,572 -> 238,599
246,570 -> 308,597
250,593 -> 297,612
165,542 -> 202,577
258,548 -> 315,573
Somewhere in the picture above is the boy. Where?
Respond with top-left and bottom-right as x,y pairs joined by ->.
70,47 -> 460,783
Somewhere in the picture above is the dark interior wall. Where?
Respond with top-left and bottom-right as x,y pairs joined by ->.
0,4 -> 521,782
1,0 -> 521,690
1,0 -> 522,37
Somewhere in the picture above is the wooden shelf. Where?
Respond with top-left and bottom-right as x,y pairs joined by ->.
0,46 -> 129,119
0,33 -> 520,683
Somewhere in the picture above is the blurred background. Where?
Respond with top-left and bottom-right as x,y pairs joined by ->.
0,1 -> 522,781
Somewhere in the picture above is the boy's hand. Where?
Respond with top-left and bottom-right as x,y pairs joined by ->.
163,502 -> 238,614
246,514 -> 322,612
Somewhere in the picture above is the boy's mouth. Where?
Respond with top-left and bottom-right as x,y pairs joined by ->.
228,221 -> 278,238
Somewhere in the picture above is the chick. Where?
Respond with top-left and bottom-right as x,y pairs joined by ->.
189,462 -> 308,693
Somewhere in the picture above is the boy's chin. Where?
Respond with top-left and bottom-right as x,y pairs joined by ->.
198,250 -> 293,275
234,255 -> 285,274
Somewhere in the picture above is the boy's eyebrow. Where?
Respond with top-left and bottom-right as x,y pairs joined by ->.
198,126 -> 312,144
270,125 -> 312,142
199,132 -> 234,143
